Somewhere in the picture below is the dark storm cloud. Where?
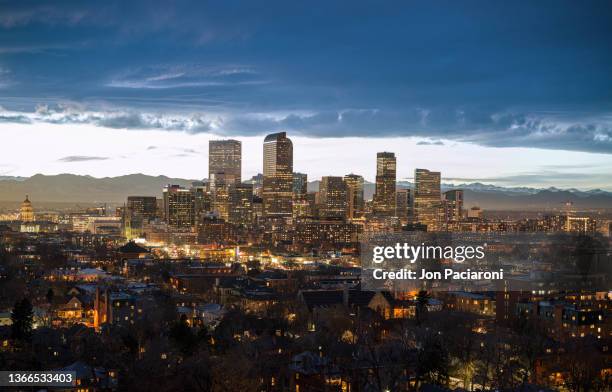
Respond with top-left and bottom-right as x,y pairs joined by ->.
0,0 -> 611,153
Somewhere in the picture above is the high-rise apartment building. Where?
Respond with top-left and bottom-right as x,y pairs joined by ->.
319,176 -> 348,219
413,169 -> 441,230
263,132 -> 293,217
209,139 -> 242,186
343,174 -> 364,220
373,152 -> 396,216
163,185 -> 195,230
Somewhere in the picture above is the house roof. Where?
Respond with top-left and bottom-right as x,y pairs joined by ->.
117,241 -> 149,254
58,361 -> 106,379
300,289 -> 394,311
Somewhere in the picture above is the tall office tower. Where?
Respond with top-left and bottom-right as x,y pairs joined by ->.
125,196 -> 157,238
395,188 -> 410,222
319,176 -> 348,219
292,172 -> 309,219
292,172 -> 308,197
229,183 -> 254,225
250,173 -> 264,197
209,139 -> 242,186
127,196 -> 157,221
163,185 -> 195,230
373,152 -> 397,216
209,173 -> 233,220
262,132 -> 293,217
343,174 -> 364,220
191,182 -> 212,220
413,169 -> 442,230
443,189 -> 464,222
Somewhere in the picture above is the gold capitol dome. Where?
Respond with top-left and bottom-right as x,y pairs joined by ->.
20,195 -> 35,222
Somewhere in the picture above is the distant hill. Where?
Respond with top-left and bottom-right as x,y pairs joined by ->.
0,174 -> 610,210
0,173 -> 196,203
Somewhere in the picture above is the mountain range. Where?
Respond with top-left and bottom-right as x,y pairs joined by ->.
309,180 -> 612,210
0,174 -> 610,210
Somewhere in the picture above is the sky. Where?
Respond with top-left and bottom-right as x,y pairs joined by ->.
0,1 -> 611,189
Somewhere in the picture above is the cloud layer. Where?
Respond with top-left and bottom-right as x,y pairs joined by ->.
1,104 -> 611,154
0,1 -> 611,156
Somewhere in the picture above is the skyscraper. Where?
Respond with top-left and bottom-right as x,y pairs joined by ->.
443,189 -> 463,222
413,169 -> 441,230
292,172 -> 308,197
251,173 -> 264,198
319,176 -> 348,219
373,152 -> 396,216
343,174 -> 364,220
263,132 -> 293,217
127,196 -> 157,221
163,185 -> 195,230
125,196 -> 157,238
209,139 -> 242,186
395,188 -> 410,222
190,182 -> 212,220
209,174 -> 232,221
229,183 -> 254,225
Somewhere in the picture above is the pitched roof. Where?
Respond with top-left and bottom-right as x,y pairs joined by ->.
117,241 -> 149,254
300,290 -> 344,311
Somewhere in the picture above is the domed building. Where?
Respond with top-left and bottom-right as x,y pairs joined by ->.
19,195 -> 35,222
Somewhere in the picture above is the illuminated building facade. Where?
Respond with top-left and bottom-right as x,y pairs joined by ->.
127,196 -> 157,220
319,176 -> 348,219
229,183 -> 254,225
263,132 -> 293,217
191,182 -> 212,220
294,220 -> 361,247
373,152 -> 396,217
19,195 -> 35,222
395,188 -> 410,223
344,174 -> 364,220
197,216 -> 235,245
209,139 -> 242,185
443,189 -> 464,222
413,168 -> 441,230
293,172 -> 308,197
163,185 -> 195,230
